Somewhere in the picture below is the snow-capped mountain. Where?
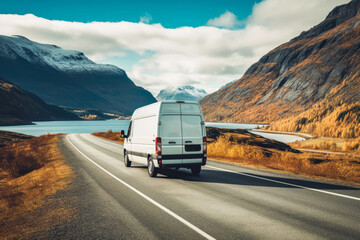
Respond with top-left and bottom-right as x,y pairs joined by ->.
0,35 -> 123,73
0,35 -> 156,115
156,85 -> 207,101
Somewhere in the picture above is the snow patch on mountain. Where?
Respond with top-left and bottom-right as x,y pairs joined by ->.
0,35 -> 124,74
156,85 -> 207,101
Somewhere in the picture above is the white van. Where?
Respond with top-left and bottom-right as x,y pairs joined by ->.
121,101 -> 207,177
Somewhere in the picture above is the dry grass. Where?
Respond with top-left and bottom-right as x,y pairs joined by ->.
0,131 -> 34,148
342,138 -> 360,152
93,128 -> 360,184
0,134 -> 74,239
291,137 -> 360,153
270,102 -> 360,138
208,135 -> 360,184
92,129 -> 124,144
291,138 -> 341,151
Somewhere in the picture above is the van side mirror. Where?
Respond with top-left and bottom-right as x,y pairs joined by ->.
120,130 -> 126,138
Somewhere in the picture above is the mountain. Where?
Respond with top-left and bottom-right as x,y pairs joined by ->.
0,35 -> 156,116
219,80 -> 236,90
0,78 -> 80,126
200,0 -> 360,138
156,85 -> 207,101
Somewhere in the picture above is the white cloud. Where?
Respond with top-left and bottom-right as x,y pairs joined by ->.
0,0 -> 350,95
206,11 -> 239,28
140,13 -> 152,24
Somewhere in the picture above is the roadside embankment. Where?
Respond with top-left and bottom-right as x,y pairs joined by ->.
93,127 -> 360,184
290,137 -> 360,154
0,132 -> 74,239
0,130 -> 34,147
92,129 -> 124,144
206,127 -> 360,184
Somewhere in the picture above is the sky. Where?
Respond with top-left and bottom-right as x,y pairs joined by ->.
0,0 -> 350,96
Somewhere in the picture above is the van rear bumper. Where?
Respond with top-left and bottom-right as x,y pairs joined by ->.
159,163 -> 202,169
158,153 -> 204,160
153,153 -> 207,168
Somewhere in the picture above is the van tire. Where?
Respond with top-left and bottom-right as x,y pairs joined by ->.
124,151 -> 131,167
147,157 -> 158,177
191,165 -> 201,175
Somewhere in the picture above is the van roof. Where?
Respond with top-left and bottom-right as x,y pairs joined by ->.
160,100 -> 198,104
131,101 -> 201,120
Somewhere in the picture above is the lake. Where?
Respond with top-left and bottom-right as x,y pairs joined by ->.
0,120 -> 304,143
0,120 -> 130,136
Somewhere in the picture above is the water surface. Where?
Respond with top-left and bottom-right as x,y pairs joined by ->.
0,120 -> 303,143
249,131 -> 305,143
205,122 -> 267,129
0,120 -> 130,136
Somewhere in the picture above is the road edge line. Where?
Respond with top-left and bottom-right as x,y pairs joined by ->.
66,134 -> 216,240
206,165 -> 360,201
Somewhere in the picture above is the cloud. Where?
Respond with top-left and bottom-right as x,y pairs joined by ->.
140,13 -> 152,24
206,11 -> 239,28
0,0 -> 350,95
246,0 -> 350,35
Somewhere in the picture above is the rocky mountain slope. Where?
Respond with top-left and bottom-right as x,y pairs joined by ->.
156,85 -> 207,101
0,35 -> 156,115
200,0 -> 360,137
0,78 -> 80,126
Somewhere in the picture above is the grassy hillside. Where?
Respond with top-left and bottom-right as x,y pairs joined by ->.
0,78 -> 80,126
0,134 -> 73,238
200,0 -> 360,139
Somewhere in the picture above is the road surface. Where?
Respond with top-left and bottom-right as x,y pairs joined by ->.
52,133 -> 360,239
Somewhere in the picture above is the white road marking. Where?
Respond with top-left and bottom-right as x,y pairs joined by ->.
206,165 -> 360,201
66,134 -> 215,240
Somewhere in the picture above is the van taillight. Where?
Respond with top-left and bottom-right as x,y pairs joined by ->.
203,137 -> 207,153
156,137 -> 161,154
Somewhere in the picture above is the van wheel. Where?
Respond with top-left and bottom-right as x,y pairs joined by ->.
191,165 -> 201,175
147,157 -> 158,177
124,151 -> 131,167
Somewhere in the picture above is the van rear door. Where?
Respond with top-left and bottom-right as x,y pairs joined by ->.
159,114 -> 183,165
180,104 -> 203,164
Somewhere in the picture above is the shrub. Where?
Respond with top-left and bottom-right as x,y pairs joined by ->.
0,135 -> 50,178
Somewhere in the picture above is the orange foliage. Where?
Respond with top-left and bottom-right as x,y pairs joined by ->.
208,135 -> 360,184
342,139 -> 360,152
0,134 -> 74,238
200,14 -> 360,134
270,102 -> 360,138
1,134 -> 54,177
92,129 -> 124,144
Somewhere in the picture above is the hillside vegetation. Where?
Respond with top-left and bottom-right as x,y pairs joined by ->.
200,0 -> 360,139
93,128 -> 360,184
270,101 -> 360,138
208,134 -> 360,184
0,134 -> 73,238
0,78 -> 79,126
92,130 -> 124,144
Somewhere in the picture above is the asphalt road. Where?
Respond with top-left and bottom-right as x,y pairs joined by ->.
52,133 -> 360,239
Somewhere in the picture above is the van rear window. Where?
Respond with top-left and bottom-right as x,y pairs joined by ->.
180,104 -> 200,113
161,104 -> 180,113
160,115 -> 182,137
